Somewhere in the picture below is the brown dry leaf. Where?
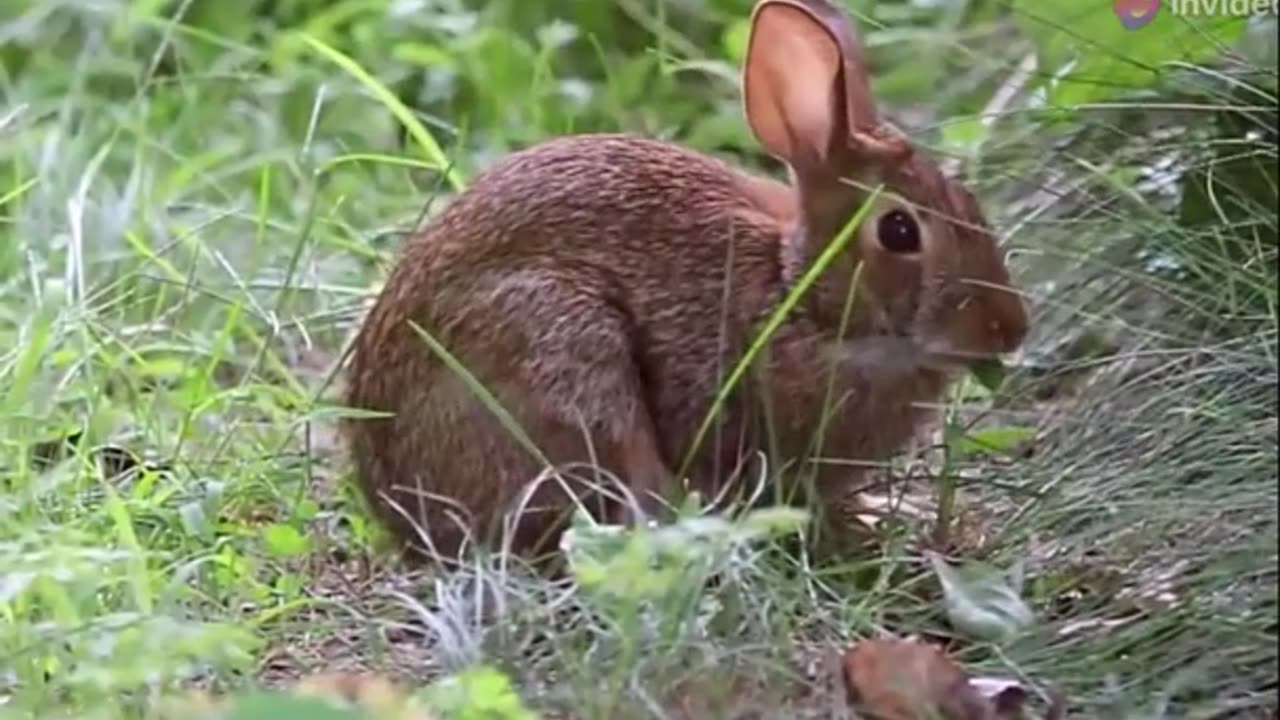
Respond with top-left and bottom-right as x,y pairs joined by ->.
151,672 -> 440,720
294,671 -> 398,704
843,638 -> 994,720
150,689 -> 227,720
842,638 -> 1062,720
294,671 -> 439,720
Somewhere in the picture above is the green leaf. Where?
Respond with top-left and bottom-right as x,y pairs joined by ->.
391,41 -> 457,69
950,425 -> 1037,460
423,665 -> 538,720
1014,0 -> 1249,108
969,358 -> 1008,392
929,553 -> 1035,644
940,115 -> 989,162
721,18 -> 751,63
739,506 -> 811,538
563,504 -> 806,604
295,498 -> 322,522
263,524 -> 311,558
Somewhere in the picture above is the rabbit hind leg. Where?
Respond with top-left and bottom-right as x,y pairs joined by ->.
447,271 -> 676,548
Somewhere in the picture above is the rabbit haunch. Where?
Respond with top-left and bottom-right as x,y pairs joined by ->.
343,0 -> 1028,562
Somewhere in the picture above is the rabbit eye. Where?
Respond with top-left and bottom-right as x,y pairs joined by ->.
877,210 -> 921,254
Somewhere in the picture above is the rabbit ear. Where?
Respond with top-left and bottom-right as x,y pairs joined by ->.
743,0 -> 904,170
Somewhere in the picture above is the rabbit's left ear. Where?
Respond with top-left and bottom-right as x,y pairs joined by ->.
743,0 -> 910,171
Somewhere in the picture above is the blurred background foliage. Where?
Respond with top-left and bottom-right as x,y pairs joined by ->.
2,0 -> 1274,317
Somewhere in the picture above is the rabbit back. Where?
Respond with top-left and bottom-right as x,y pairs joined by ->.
344,134 -> 794,559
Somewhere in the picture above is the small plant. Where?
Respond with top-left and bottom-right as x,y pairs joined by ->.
558,501 -> 809,716
420,665 -> 538,720
562,501 -> 809,605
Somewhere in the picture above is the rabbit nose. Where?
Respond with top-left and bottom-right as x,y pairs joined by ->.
987,295 -> 1029,354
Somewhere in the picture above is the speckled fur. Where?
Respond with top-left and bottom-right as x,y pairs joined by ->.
343,1 -> 1029,563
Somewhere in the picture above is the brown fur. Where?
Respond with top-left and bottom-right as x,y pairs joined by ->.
342,0 -> 1029,564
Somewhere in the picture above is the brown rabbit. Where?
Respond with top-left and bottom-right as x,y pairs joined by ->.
343,0 -> 1029,564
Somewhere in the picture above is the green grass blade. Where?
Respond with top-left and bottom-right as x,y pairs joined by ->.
675,186 -> 884,480
297,32 -> 465,192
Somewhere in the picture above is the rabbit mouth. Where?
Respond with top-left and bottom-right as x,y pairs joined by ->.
916,342 -> 1005,373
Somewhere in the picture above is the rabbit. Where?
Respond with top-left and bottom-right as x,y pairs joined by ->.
342,0 -> 1029,565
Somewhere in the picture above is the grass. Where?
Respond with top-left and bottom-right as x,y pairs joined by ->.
0,1 -> 1276,718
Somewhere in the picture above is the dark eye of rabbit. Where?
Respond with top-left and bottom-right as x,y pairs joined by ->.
877,210 -> 921,254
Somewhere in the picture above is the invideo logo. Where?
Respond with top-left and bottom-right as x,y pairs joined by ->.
1115,0 -> 1161,29
1117,0 -> 1279,29
1170,0 -> 1280,14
